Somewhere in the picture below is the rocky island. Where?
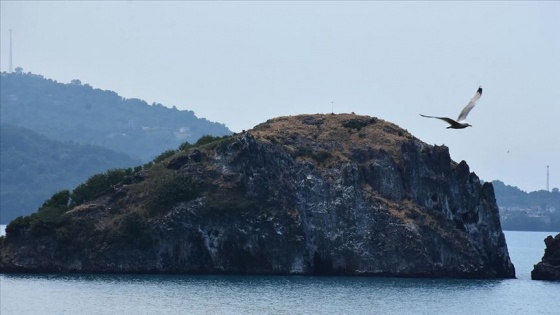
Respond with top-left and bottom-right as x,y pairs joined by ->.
531,233 -> 560,281
0,114 -> 515,278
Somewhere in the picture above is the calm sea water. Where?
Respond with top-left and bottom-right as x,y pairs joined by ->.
1,228 -> 559,315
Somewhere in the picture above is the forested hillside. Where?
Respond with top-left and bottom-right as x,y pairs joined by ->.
0,71 -> 231,162
493,180 -> 560,232
0,124 -> 142,223
0,71 -> 232,223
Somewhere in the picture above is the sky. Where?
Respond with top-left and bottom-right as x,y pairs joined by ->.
1,1 -> 558,193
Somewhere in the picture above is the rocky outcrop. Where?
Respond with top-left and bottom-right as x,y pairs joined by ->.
0,114 -> 515,278
531,233 -> 560,281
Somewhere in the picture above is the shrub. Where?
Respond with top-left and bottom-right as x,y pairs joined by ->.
148,175 -> 203,215
42,190 -> 71,208
30,199 -> 73,237
179,135 -> 232,152
195,135 -> 222,146
196,134 -> 233,148
178,141 -> 193,151
120,212 -> 153,248
53,218 -> 98,258
311,150 -> 332,164
292,146 -> 312,159
153,149 -> 177,163
70,168 -> 132,206
5,216 -> 32,237
100,213 -> 152,249
5,190 -> 72,238
342,118 -> 370,131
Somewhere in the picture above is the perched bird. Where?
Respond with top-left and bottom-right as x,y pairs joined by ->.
420,86 -> 483,129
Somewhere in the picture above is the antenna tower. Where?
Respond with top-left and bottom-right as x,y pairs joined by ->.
9,29 -> 13,73
547,165 -> 550,192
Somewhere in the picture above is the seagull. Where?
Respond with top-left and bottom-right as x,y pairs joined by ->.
420,86 -> 483,129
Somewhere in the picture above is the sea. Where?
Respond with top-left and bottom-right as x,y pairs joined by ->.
1,227 -> 559,315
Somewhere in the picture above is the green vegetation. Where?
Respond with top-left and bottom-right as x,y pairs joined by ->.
104,212 -> 153,249
2,131 -> 233,226
179,134 -> 233,151
153,149 -> 177,164
148,174 -> 203,215
289,146 -> 332,165
5,190 -> 71,238
311,150 -> 332,164
193,134 -> 229,147
70,168 -> 134,206
342,118 -> 373,131
42,190 -> 72,208
292,146 -> 313,159
493,180 -> 560,208
0,71 -> 232,223
1,72 -> 231,162
153,134 -> 232,163
493,180 -> 560,231
0,124 -> 140,224
5,184 -> 154,252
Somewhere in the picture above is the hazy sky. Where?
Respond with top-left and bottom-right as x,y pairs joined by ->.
1,1 -> 558,192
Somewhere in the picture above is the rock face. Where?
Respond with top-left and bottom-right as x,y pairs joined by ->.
531,233 -> 560,280
0,114 -> 515,278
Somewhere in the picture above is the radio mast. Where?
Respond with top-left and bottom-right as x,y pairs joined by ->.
9,29 -> 13,73
547,165 -> 550,192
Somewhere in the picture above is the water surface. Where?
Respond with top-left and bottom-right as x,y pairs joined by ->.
1,229 -> 558,314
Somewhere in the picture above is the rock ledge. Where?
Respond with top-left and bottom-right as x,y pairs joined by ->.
0,114 -> 515,278
532,233 -> 560,281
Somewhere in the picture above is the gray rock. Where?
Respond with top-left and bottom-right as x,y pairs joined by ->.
531,233 -> 560,280
0,114 -> 515,278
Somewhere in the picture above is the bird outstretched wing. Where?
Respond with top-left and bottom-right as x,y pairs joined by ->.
419,114 -> 460,127
457,86 -> 482,122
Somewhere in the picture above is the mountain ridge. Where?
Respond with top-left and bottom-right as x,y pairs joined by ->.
0,71 -> 231,162
0,124 -> 141,223
0,70 -> 231,223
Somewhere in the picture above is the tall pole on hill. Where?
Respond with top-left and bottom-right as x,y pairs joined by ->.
547,165 -> 549,192
9,29 -> 13,73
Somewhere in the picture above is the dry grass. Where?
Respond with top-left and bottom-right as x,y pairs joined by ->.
250,113 -> 416,164
65,114 -> 425,227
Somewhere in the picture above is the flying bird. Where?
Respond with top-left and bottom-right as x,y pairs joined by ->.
420,86 -> 483,129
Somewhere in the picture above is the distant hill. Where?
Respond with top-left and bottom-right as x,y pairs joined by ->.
493,180 -> 560,232
0,70 -> 231,223
0,71 -> 232,162
0,124 -> 142,224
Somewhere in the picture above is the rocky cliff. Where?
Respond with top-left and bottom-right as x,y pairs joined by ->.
0,114 -> 515,278
531,233 -> 560,281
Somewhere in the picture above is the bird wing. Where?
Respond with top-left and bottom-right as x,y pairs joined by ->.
457,86 -> 482,122
419,114 -> 459,126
